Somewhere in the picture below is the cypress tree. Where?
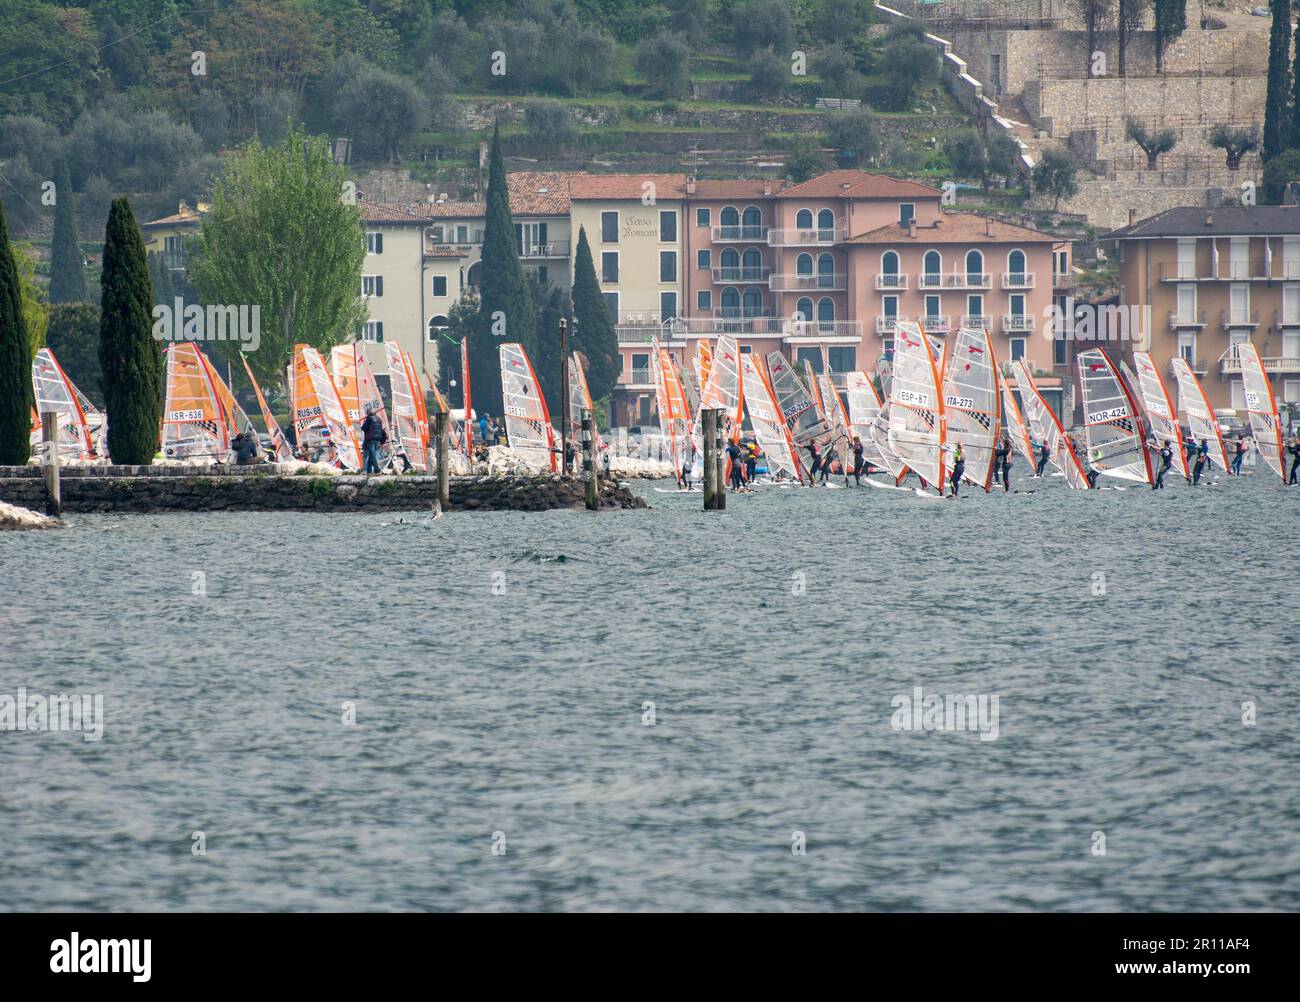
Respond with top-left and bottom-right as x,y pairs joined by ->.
148,251 -> 176,307
99,197 -> 161,465
531,276 -> 567,417
49,164 -> 86,304
471,123 -> 535,416
1264,0 -> 1292,162
570,225 -> 619,403
1153,0 -> 1187,75
0,195 -> 34,464
1293,13 -> 1300,148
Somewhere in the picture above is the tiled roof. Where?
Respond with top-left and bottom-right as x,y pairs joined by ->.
570,173 -> 689,200
359,202 -> 436,223
777,170 -> 941,200
846,212 -> 1053,244
424,246 -> 467,258
142,204 -> 203,228
690,179 -> 777,199
1106,205 -> 1300,239
507,171 -> 580,215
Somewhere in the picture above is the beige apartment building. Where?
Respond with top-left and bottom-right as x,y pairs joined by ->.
1108,206 -> 1300,415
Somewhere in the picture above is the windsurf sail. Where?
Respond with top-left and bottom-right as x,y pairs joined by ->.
31,347 -> 95,460
386,341 -> 428,471
199,351 -> 256,442
766,351 -> 828,449
844,370 -> 893,473
651,338 -> 691,478
695,340 -> 713,390
817,373 -> 854,461
1133,351 -> 1190,482
567,353 -> 604,457
292,344 -> 362,470
241,354 -> 293,461
1237,341 -> 1287,482
500,342 -> 558,472
690,336 -> 744,476
461,336 -> 473,459
1077,348 -> 1153,484
740,353 -> 800,479
331,345 -> 362,424
941,327 -> 1000,491
1000,364 -> 1036,466
1013,359 -> 1091,489
163,343 -> 229,462
1169,357 -> 1230,474
887,321 -> 946,492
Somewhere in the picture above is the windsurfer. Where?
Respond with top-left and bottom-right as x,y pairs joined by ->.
805,441 -> 822,484
820,443 -> 837,484
1035,441 -> 1050,477
948,441 -> 965,497
1193,439 -> 1209,485
1152,440 -> 1173,490
1289,436 -> 1300,485
745,441 -> 758,483
1231,436 -> 1246,476
851,436 -> 865,485
994,435 -> 1012,492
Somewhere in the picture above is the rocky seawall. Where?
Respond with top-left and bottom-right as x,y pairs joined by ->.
0,466 -> 647,514
0,500 -> 63,530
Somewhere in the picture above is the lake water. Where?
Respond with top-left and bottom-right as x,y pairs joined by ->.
2,470 -> 1298,911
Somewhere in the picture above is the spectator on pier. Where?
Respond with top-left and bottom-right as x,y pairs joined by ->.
361,405 -> 386,474
232,431 -> 258,466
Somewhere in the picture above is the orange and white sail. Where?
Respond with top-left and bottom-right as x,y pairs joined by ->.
766,351 -> 828,449
887,321 -> 946,492
1132,351 -> 1190,482
163,343 -> 229,462
942,326 -> 1000,491
739,353 -> 799,479
292,344 -> 362,470
31,347 -> 96,460
1237,341 -> 1286,481
500,342 -> 557,472
199,351 -> 256,441
566,353 -> 604,458
650,339 -> 690,476
695,340 -> 713,390
1013,359 -> 1091,490
845,370 -> 901,477
1169,357 -> 1230,473
461,336 -> 473,459
817,373 -> 853,460
241,354 -> 293,461
689,336 -> 744,476
385,341 -> 428,471
1000,364 -> 1036,466
1077,348 -> 1153,484
331,345 -> 362,424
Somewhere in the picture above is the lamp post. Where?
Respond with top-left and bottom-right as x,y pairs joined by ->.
559,317 -> 569,475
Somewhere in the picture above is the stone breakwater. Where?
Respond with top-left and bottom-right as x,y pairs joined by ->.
0,466 -> 647,514
0,500 -> 63,530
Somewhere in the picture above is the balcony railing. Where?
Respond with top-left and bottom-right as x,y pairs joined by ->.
1158,262 -> 1203,282
1272,309 -> 1300,332
784,320 -> 862,340
961,315 -> 993,330
518,240 -> 569,259
1160,260 -> 1300,282
1001,314 -> 1035,332
769,273 -> 847,292
1219,352 -> 1300,374
712,266 -> 771,283
711,224 -> 769,243
1052,271 -> 1073,290
1169,356 -> 1208,377
875,315 -> 907,335
427,229 -> 483,249
921,315 -> 952,334
625,367 -> 654,386
1002,272 -> 1035,289
767,224 -> 846,247
1168,310 -> 1208,329
1221,309 -> 1260,328
875,273 -> 907,290
918,272 -> 991,290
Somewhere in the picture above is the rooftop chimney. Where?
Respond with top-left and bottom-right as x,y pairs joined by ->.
985,215 -> 993,237
1128,208 -> 1136,226
779,177 -> 791,192
686,175 -> 696,195
763,179 -> 772,196
908,217 -> 917,238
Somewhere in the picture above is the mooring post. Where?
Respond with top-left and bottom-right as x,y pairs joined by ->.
434,410 -> 450,509
714,409 -> 727,511
40,410 -> 61,517
581,408 -> 597,511
702,408 -> 716,510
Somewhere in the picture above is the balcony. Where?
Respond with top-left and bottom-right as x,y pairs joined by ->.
767,224 -> 846,247
875,315 -> 907,335
709,312 -> 784,336
1002,272 -> 1035,289
1221,309 -> 1260,329
1168,310 -> 1208,330
624,366 -> 655,388
769,273 -> 848,292
783,320 -> 862,342
1160,260 -> 1300,282
711,224 -> 769,243
875,273 -> 908,290
1219,352 -> 1300,375
426,228 -> 483,251
1001,314 -> 1035,333
1158,262 -> 1204,282
1271,309 -> 1300,333
961,315 -> 993,330
918,272 -> 991,290
711,266 -> 772,283
614,315 -> 691,344
921,315 -> 952,334
518,240 -> 569,259
1052,271 -> 1073,290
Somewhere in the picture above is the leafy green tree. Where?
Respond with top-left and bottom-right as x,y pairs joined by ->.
570,226 -> 618,403
0,196 -> 34,463
748,48 -> 789,101
532,276 -> 570,417
0,115 -> 62,177
1210,124 -> 1261,170
0,2 -> 99,127
472,124 -> 537,416
784,137 -> 831,182
816,45 -> 860,98
1264,0 -> 1292,161
734,0 -> 794,56
1261,148 -> 1300,203
636,31 -> 692,99
817,0 -> 873,43
46,303 -> 103,407
1032,146 -> 1080,211
1126,116 -> 1177,169
825,108 -> 878,167
189,127 -> 366,385
1153,0 -> 1187,73
524,101 -> 582,153
50,166 -> 87,305
98,197 -> 161,465
148,252 -> 177,307
12,243 -> 47,353
875,36 -> 938,112
328,59 -> 429,163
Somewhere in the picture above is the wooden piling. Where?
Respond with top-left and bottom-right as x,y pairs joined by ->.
434,411 -> 450,509
702,408 -> 717,510
40,410 -> 61,516
714,409 -> 726,510
581,409 -> 597,511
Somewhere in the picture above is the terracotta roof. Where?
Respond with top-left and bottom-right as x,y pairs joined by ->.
1106,205 -> 1300,239
507,171 -> 580,215
570,173 -> 689,200
777,170 -> 941,200
142,204 -> 204,228
846,212 -> 1053,245
690,179 -> 777,199
424,246 -> 467,258
359,202 -> 436,223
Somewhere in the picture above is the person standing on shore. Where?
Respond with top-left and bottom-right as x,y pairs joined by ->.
361,405 -> 385,474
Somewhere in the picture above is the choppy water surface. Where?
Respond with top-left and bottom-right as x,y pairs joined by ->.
2,471 -> 1298,911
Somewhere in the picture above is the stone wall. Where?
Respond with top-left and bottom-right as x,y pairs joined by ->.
0,469 -> 647,514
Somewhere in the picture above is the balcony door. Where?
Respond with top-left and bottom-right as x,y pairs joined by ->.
1177,284 -> 1196,323
1177,238 -> 1196,280
1229,284 -> 1249,324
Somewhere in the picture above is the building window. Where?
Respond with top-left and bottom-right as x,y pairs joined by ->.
661,292 -> 677,320
366,232 -> 383,254
924,294 -> 940,318
817,209 -> 834,232
660,251 -> 677,282
697,249 -> 710,269
828,346 -> 856,371
602,252 -> 619,283
696,207 -> 710,227
883,337 -> 895,361
899,203 -> 914,226
796,347 -> 822,372
1010,337 -> 1026,361
697,290 -> 711,311
363,321 -> 384,342
425,316 -> 447,341
362,275 -> 383,297
965,249 -> 984,281
816,297 -> 835,330
1053,337 -> 1066,366
1285,380 -> 1300,403
602,291 -> 618,323
923,250 -> 941,279
601,211 -> 618,242
796,208 -> 813,229
742,205 -> 762,238
795,296 -> 813,322
1009,293 -> 1026,317
882,295 -> 898,320
432,275 -> 447,297
455,224 -> 469,244
659,210 -> 677,242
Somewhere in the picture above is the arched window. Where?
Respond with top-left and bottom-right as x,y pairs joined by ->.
1008,249 -> 1026,282
965,250 -> 984,281
796,253 -> 813,276
721,286 -> 740,317
721,206 -> 739,227
817,208 -> 834,232
721,247 -> 740,278
428,316 -> 449,340
742,247 -> 762,277
741,205 -> 762,239
882,251 -> 899,275
466,261 -> 481,287
817,253 -> 835,288
817,297 -> 835,330
796,208 -> 813,229
742,287 -> 763,317
923,251 -> 941,276
795,297 -> 813,322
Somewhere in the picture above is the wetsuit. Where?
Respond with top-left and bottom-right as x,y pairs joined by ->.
1193,449 -> 1208,485
745,447 -> 757,483
1035,443 -> 1050,477
1289,442 -> 1300,484
994,442 -> 1011,492
851,442 -> 865,485
726,442 -> 744,489
1153,445 -> 1173,489
806,443 -> 822,483
949,446 -> 965,496
1232,440 -> 1245,476
820,448 -> 836,484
